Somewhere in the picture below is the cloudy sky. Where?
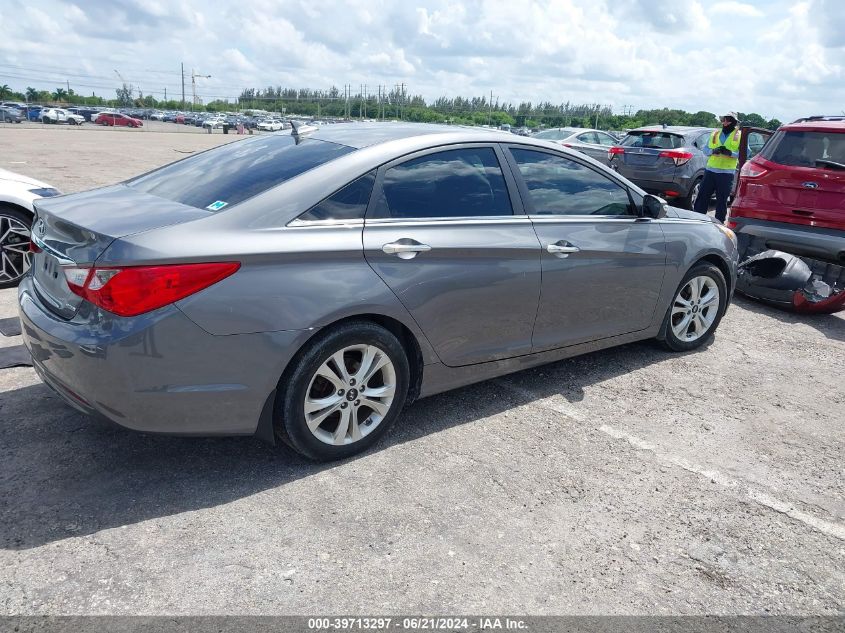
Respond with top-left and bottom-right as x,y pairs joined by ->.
1,0 -> 842,120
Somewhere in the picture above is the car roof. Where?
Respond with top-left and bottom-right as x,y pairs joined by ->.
300,122 -> 521,149
781,120 -> 845,133
628,126 -> 711,135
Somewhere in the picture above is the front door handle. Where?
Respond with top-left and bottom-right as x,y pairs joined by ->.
546,241 -> 580,258
382,239 -> 432,259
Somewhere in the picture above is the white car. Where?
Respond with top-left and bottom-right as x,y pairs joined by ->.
257,119 -> 283,131
202,116 -> 226,129
41,108 -> 85,125
0,169 -> 62,288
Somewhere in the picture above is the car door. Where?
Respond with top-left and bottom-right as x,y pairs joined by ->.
363,144 -> 543,367
569,132 -> 608,163
503,146 -> 667,351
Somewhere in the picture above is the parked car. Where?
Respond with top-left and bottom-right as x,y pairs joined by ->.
531,127 -> 619,165
20,123 -> 737,460
95,112 -> 143,128
24,105 -> 44,121
0,107 -> 23,123
149,110 -> 166,121
607,126 -> 715,209
202,115 -> 226,129
257,118 -> 284,131
41,108 -> 85,125
730,115 -> 845,267
0,169 -> 61,288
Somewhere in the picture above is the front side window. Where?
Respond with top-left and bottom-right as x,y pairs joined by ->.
373,147 -> 513,219
595,132 -> 617,146
297,171 -> 376,222
129,135 -> 354,210
510,148 -> 634,216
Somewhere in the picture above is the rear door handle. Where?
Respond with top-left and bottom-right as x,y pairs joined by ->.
546,241 -> 580,258
382,239 -> 432,259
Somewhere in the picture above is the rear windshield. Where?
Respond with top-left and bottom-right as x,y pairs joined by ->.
759,130 -> 845,168
128,134 -> 354,210
620,131 -> 685,150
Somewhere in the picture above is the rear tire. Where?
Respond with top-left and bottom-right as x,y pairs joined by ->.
276,322 -> 410,461
659,262 -> 727,352
682,177 -> 702,210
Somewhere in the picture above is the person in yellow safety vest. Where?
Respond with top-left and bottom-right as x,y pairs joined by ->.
693,111 -> 742,223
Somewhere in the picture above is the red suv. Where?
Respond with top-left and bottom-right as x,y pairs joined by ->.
730,116 -> 845,263
95,112 -> 143,128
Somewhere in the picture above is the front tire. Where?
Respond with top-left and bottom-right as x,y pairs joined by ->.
276,322 -> 410,461
659,262 -> 727,351
0,205 -> 33,289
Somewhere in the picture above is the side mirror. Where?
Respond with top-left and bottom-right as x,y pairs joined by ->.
642,194 -> 667,219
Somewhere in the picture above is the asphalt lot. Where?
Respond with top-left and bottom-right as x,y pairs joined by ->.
0,125 -> 843,615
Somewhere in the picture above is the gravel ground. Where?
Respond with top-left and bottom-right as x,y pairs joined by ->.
0,126 -> 843,615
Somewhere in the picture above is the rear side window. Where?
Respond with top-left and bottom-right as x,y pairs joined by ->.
510,148 -> 634,216
760,130 -> 845,167
372,147 -> 513,219
621,132 -> 685,150
297,171 -> 376,222
128,135 -> 354,210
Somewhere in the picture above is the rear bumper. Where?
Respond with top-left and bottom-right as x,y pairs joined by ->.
730,215 -> 845,264
622,176 -> 696,200
17,277 -> 311,436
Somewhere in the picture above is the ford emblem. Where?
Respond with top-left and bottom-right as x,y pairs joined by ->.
802,182 -> 819,189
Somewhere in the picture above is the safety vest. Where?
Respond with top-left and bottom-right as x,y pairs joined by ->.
707,128 -> 742,171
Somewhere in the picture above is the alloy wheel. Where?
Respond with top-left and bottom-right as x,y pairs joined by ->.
304,344 -> 397,446
671,275 -> 720,342
0,214 -> 32,285
690,181 -> 701,208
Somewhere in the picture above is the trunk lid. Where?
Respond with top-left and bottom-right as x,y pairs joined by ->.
736,158 -> 845,231
31,185 -> 213,318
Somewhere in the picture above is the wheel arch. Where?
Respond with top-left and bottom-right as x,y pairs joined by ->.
0,200 -> 36,219
697,252 -> 733,295
255,312 -> 427,445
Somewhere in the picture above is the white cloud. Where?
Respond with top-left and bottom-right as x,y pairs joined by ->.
0,0 -> 842,121
711,1 -> 764,17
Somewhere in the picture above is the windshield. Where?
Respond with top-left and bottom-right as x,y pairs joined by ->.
620,131 -> 686,150
760,130 -> 845,167
128,134 -> 354,210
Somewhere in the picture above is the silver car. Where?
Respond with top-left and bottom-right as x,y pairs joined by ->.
531,127 -> 619,164
19,123 -> 738,461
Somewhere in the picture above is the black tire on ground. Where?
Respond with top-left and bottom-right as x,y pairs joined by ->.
658,262 -> 727,352
0,205 -> 34,290
275,321 -> 410,461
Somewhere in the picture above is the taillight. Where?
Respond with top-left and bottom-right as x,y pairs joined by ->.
740,161 -> 768,178
62,262 -> 240,317
658,150 -> 694,166
726,221 -> 738,229
608,146 -> 625,160
29,240 -> 42,254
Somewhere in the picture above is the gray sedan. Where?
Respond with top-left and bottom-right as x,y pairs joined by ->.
19,123 -> 738,460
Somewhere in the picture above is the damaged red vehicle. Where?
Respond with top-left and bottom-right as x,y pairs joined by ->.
730,116 -> 845,314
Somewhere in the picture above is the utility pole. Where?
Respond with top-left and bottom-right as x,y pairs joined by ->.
359,84 -> 363,119
164,87 -> 167,102
181,63 -> 185,110
488,90 -> 494,126
191,68 -> 211,110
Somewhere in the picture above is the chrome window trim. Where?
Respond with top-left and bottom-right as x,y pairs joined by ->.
527,215 -> 643,224
365,216 -> 534,228
286,218 -> 365,229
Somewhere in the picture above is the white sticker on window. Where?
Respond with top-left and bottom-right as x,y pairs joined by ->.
206,200 -> 228,211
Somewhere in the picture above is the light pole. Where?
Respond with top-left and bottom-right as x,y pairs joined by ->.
191,69 -> 211,111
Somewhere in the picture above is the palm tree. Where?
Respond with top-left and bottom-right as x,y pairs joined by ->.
0,84 -> 11,100
25,87 -> 38,102
52,88 -> 68,102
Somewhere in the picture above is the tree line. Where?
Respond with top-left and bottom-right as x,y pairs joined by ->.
0,83 -> 783,130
